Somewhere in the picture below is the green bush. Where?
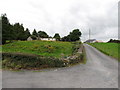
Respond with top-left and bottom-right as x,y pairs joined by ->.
2,52 -> 67,70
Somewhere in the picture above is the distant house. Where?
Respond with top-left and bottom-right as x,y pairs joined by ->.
40,38 -> 56,41
27,36 -> 33,41
96,40 -> 103,43
85,39 -> 103,43
85,39 -> 96,43
27,36 -> 56,41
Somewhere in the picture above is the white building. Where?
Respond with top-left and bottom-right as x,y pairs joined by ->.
40,38 -> 56,41
27,37 -> 33,41
27,36 -> 56,41
85,39 -> 96,43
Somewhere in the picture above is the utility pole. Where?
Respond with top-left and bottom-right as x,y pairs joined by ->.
89,29 -> 91,40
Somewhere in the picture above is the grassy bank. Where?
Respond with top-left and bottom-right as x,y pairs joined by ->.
1,41 -> 85,70
2,41 -> 74,58
89,43 -> 119,60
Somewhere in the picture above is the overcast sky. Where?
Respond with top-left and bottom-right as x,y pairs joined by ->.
0,0 -> 119,42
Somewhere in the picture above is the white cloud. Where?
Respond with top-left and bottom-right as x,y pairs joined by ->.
0,0 -> 119,41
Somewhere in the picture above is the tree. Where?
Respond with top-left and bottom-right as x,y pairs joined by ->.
69,29 -> 82,41
32,29 -> 38,37
53,33 -> 60,41
108,39 -> 120,43
61,36 -> 69,41
38,31 -> 49,38
61,29 -> 82,42
13,23 -> 25,40
31,35 -> 37,40
2,14 -> 13,44
24,28 -> 31,40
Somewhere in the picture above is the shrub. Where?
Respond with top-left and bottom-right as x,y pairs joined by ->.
31,35 -> 37,40
2,52 -> 67,70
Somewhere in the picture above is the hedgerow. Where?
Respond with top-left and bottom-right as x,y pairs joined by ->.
2,53 -> 67,70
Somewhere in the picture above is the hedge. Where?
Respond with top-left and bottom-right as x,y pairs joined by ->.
2,53 -> 67,70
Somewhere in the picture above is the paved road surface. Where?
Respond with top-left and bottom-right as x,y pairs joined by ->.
2,44 -> 118,88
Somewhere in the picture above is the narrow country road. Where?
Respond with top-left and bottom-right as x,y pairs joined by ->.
2,44 -> 118,88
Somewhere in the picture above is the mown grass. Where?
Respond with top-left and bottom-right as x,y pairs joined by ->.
89,43 -> 119,60
1,40 -> 74,58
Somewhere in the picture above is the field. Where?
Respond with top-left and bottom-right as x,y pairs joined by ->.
1,40 -> 74,58
89,43 -> 119,60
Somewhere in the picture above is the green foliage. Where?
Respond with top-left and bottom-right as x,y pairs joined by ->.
1,14 -> 30,44
89,43 -> 119,60
108,39 -> 120,43
24,28 -> 31,39
2,53 -> 66,70
31,35 -> 37,40
32,29 -> 38,37
53,33 -> 60,41
38,31 -> 49,38
69,29 -> 82,41
62,29 -> 82,42
2,14 -> 13,44
13,23 -> 25,40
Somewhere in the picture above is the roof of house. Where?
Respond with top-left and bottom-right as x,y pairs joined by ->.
85,39 -> 96,43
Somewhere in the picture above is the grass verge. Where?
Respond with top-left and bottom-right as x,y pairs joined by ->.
89,43 -> 119,60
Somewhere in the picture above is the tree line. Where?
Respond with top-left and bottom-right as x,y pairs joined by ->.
1,14 -> 82,44
108,39 -> 120,43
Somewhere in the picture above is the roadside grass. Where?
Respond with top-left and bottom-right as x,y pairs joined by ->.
2,40 -> 74,58
89,43 -> 119,60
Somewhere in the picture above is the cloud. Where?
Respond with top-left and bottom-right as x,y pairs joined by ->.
0,0 -> 119,41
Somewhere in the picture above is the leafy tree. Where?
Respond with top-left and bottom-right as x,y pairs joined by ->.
108,39 -> 120,43
32,29 -> 38,37
13,23 -> 25,40
69,29 -> 82,41
61,29 -> 81,42
31,35 -> 37,40
38,31 -> 49,38
61,36 -> 68,41
53,33 -> 60,41
2,14 -> 13,44
24,28 -> 31,40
